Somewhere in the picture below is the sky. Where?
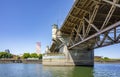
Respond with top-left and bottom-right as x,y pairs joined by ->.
0,0 -> 120,58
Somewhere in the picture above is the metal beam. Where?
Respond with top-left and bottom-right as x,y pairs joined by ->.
95,37 -> 100,47
70,39 -> 74,45
91,0 -> 100,3
74,22 -> 83,42
82,0 -> 93,10
84,18 -> 99,32
82,21 -> 85,39
70,15 -> 82,21
97,13 -> 120,18
74,6 -> 88,13
100,33 -> 108,46
84,4 -> 99,38
69,21 -> 120,49
114,28 -> 117,41
102,0 -> 120,8
100,0 -> 119,30
66,21 -> 78,26
74,28 -> 83,41
68,26 -> 76,45
93,27 -> 119,48
94,40 -> 120,49
107,35 -> 114,42
117,34 -> 120,41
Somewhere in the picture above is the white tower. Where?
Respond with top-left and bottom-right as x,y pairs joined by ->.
52,24 -> 58,41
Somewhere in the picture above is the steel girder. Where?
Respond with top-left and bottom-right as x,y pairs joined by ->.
68,0 -> 120,49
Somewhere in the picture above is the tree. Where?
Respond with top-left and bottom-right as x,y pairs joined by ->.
103,57 -> 110,61
22,53 -> 30,59
38,54 -> 42,59
0,52 -> 13,59
30,53 -> 38,58
7,53 -> 13,58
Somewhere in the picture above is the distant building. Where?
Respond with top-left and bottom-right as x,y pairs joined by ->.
5,49 -> 10,53
36,42 -> 41,55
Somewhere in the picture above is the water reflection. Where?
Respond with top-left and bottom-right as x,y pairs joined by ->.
43,66 -> 93,77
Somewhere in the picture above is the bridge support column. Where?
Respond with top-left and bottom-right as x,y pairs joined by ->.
43,45 -> 94,66
63,45 -> 94,66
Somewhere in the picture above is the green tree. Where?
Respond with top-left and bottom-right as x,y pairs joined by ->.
7,53 -> 13,58
103,57 -> 110,61
38,54 -> 42,59
30,53 -> 38,58
0,52 -> 13,59
22,53 -> 31,59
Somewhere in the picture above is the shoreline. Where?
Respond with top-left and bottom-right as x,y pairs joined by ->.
0,59 -> 42,64
95,61 -> 120,64
0,59 -> 120,64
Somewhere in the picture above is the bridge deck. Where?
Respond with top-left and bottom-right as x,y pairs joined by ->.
61,0 -> 120,35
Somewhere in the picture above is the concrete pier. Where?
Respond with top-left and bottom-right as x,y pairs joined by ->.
43,45 -> 94,66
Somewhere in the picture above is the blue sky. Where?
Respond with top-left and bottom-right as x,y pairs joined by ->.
0,0 -> 120,58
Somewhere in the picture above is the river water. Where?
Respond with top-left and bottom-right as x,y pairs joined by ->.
0,63 -> 120,77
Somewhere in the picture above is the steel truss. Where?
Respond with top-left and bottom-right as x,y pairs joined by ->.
68,0 -> 120,49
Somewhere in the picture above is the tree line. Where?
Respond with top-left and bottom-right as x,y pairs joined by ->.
22,53 -> 42,59
94,56 -> 111,62
0,51 -> 42,60
0,52 -> 13,59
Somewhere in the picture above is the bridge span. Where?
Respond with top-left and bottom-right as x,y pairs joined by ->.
43,0 -> 120,66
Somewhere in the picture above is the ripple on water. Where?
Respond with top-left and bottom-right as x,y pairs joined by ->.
94,64 -> 120,77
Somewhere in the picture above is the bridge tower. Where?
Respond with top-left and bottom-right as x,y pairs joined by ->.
52,24 -> 58,41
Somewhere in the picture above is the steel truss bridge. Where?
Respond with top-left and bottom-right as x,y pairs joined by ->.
44,0 -> 120,66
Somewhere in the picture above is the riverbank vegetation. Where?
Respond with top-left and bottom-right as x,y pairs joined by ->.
94,56 -> 120,62
22,53 -> 42,59
0,52 -> 13,59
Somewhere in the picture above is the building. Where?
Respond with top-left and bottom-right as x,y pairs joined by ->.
5,49 -> 10,53
36,42 -> 41,55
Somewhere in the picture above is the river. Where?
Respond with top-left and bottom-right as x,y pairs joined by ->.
0,63 -> 120,77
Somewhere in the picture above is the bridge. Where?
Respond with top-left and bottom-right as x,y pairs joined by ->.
43,0 -> 120,66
